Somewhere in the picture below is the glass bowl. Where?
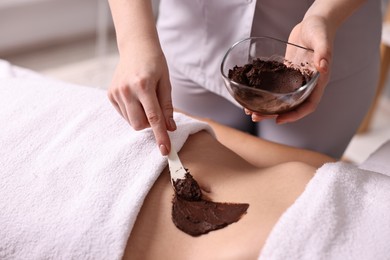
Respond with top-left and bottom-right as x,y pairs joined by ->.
220,36 -> 320,115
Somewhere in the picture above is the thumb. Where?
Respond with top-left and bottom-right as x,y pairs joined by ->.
312,36 -> 332,74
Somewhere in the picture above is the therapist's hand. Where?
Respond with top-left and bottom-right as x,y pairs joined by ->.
107,47 -> 176,156
247,15 -> 334,124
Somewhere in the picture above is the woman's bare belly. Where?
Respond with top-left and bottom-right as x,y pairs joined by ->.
123,131 -> 316,260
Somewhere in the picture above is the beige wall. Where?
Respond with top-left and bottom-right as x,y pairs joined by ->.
0,0 -> 114,56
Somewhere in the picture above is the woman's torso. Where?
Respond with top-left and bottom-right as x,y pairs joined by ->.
123,131 -> 316,260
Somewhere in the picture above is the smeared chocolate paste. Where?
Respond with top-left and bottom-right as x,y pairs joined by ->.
173,172 -> 202,201
172,172 -> 249,237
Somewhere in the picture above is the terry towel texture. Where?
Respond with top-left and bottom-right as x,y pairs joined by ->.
0,72 -> 212,259
259,143 -> 390,260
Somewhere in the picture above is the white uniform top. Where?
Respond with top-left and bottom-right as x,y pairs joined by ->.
157,0 -> 382,103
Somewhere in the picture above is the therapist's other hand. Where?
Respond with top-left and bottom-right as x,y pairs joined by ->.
249,15 -> 334,124
107,49 -> 176,156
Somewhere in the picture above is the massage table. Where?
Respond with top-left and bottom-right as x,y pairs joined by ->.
1,59 -> 389,259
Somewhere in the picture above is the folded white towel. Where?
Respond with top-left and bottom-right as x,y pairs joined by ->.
259,158 -> 390,260
0,75 -> 212,259
0,59 -> 44,79
359,141 -> 390,176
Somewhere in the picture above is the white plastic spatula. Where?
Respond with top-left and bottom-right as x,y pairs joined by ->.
167,146 -> 187,186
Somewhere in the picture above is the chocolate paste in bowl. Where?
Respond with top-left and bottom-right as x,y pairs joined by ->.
228,58 -> 311,93
227,58 -> 316,114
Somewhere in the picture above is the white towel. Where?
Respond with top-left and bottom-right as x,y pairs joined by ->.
0,74 -> 212,259
0,59 -> 44,79
258,154 -> 390,260
359,141 -> 390,176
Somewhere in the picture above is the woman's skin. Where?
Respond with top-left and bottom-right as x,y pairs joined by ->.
107,0 -> 368,156
123,120 -> 335,259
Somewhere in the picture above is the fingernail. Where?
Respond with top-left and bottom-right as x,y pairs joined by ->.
159,144 -> 168,156
169,118 -> 177,131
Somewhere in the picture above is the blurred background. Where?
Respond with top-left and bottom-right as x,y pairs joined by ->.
0,0 -> 389,163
